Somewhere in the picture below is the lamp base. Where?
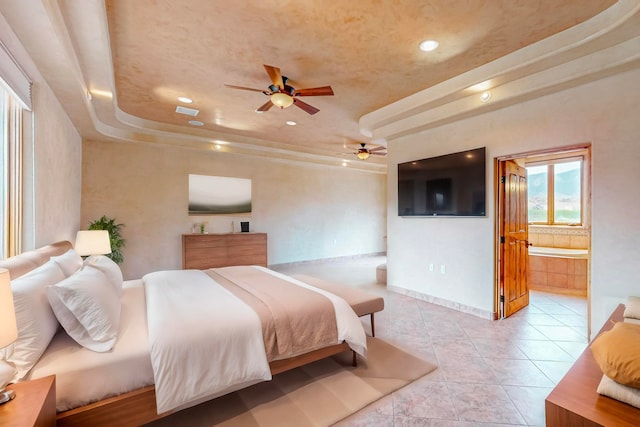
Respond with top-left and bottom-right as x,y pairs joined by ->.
0,387 -> 15,404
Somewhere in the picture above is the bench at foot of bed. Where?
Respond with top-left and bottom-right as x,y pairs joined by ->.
290,274 -> 385,337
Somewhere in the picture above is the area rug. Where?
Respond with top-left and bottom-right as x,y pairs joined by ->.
145,338 -> 437,427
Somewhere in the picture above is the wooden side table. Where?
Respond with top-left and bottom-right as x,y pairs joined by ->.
0,375 -> 56,427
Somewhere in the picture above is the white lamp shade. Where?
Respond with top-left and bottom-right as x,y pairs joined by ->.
0,269 -> 17,348
75,230 -> 112,256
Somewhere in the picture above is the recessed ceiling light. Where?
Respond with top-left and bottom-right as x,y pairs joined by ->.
188,120 -> 204,126
178,96 -> 193,104
342,161 -> 348,167
215,144 -> 222,150
419,39 -> 439,52
480,91 -> 492,102
468,81 -> 492,92
286,121 -> 297,126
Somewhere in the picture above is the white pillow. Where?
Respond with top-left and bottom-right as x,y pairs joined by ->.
47,265 -> 120,352
85,255 -> 123,296
0,260 -> 65,381
50,249 -> 83,277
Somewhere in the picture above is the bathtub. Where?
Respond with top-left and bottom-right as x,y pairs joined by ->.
528,246 -> 588,296
528,246 -> 589,259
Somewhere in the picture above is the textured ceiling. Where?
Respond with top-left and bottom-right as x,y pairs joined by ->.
1,1 -> 616,166
104,0 -> 614,162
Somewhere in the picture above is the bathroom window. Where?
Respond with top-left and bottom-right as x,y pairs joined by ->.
526,156 -> 583,226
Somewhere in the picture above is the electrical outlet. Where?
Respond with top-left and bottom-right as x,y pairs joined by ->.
440,264 -> 446,274
429,263 -> 434,272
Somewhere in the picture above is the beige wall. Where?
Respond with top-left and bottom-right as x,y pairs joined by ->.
387,69 -> 640,335
0,10 -> 82,251
30,83 -> 83,247
81,140 -> 387,279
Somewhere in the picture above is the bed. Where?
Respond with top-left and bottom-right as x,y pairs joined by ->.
0,241 -> 384,427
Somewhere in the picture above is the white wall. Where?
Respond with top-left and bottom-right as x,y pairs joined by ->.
81,139 -> 387,280
0,10 -> 82,251
387,69 -> 640,335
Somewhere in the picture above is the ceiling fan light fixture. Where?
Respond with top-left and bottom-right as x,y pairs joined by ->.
271,92 -> 294,108
357,151 -> 370,160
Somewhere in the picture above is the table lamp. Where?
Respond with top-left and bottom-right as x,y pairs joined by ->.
0,268 -> 17,404
75,230 -> 112,257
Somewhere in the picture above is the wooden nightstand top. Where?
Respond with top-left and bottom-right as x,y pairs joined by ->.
0,375 -> 56,427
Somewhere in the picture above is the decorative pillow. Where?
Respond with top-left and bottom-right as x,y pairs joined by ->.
0,260 -> 65,381
597,374 -> 640,408
46,265 -> 120,352
624,296 -> 640,320
50,249 -> 83,277
84,255 -> 123,296
590,321 -> 640,388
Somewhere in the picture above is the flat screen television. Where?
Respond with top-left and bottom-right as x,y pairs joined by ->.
398,147 -> 486,217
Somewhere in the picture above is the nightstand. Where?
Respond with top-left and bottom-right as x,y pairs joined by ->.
0,375 -> 56,427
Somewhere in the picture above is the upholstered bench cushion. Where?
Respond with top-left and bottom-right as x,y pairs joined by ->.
291,274 -> 384,317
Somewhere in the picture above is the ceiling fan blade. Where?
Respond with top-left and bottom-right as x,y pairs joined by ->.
257,100 -> 274,112
368,146 -> 387,152
294,86 -> 334,97
292,98 -> 319,115
370,152 -> 387,156
264,64 -> 284,89
224,84 -> 266,93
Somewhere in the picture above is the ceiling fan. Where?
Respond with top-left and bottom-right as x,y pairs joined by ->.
354,143 -> 387,160
225,64 -> 334,115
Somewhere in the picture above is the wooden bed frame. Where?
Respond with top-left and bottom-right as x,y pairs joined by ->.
0,241 -> 359,427
57,343 -> 355,427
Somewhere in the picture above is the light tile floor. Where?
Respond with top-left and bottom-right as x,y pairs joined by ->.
273,255 -> 588,427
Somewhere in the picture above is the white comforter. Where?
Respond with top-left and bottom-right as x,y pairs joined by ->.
144,269 -> 271,414
143,267 -> 367,414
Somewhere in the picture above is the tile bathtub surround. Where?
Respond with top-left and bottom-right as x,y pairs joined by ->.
528,255 -> 588,296
528,225 -> 589,250
273,256 -> 588,427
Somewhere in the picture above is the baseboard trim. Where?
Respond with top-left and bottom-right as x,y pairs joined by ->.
269,252 -> 386,270
387,285 -> 494,320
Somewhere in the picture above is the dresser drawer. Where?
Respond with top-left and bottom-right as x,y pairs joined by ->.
182,233 -> 267,269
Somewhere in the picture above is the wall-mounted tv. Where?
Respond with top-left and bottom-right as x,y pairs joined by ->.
398,147 -> 486,217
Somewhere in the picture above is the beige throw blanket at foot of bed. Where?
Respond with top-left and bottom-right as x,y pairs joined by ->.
205,268 -> 339,360
210,266 -> 367,357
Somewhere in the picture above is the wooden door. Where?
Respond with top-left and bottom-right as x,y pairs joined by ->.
501,160 -> 529,317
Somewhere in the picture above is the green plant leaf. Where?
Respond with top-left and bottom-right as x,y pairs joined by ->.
87,215 -> 126,264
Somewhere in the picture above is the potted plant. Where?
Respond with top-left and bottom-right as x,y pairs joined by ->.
88,215 -> 126,264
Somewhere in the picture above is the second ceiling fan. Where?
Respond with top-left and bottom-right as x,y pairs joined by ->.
225,64 -> 334,115
354,143 -> 387,160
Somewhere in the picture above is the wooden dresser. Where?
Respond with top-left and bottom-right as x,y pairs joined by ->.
182,233 -> 267,269
545,304 -> 640,426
